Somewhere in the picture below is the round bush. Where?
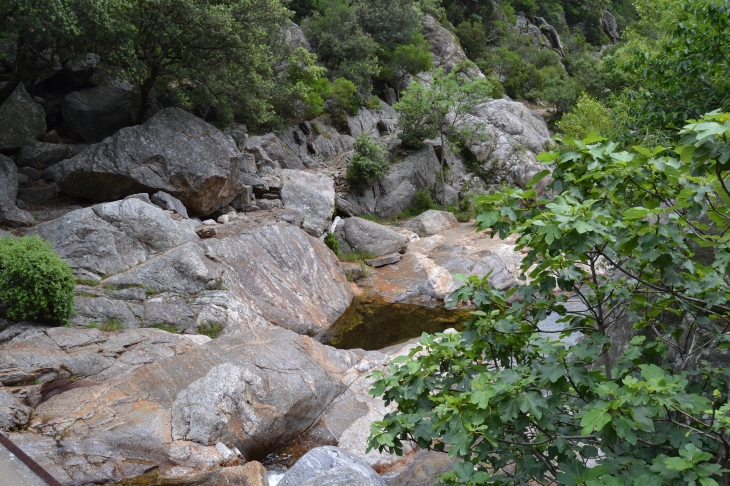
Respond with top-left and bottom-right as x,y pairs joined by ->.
346,134 -> 388,184
0,236 -> 75,324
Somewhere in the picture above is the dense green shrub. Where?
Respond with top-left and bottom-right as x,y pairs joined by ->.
556,93 -> 613,138
0,236 -> 75,325
455,20 -> 488,60
353,0 -> 420,49
331,77 -> 359,114
346,134 -> 388,184
380,34 -> 433,99
302,0 -> 380,92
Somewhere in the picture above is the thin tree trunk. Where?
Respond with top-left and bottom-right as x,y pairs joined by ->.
440,131 -> 446,210
135,67 -> 158,125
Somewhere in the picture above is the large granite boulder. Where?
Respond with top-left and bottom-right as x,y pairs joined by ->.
403,210 -> 458,236
16,141 -> 73,170
456,99 -> 551,191
0,155 -> 35,227
8,326 -> 356,484
35,197 -> 198,282
279,169 -> 335,236
341,146 -> 440,219
281,120 -> 355,163
284,22 -> 311,51
51,108 -> 244,215
535,17 -> 565,57
199,225 -> 351,335
36,199 -> 351,335
61,86 -> 133,142
0,83 -> 46,151
334,217 -> 407,256
62,53 -> 101,87
278,446 -> 386,486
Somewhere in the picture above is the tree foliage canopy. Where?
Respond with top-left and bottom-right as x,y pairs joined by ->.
83,0 -> 290,123
612,0 -> 730,141
369,112 -> 730,485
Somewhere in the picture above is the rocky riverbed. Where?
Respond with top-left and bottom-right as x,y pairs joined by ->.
0,14 -> 550,484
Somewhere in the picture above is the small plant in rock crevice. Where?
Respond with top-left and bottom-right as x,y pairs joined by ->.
324,232 -> 341,256
149,323 -> 179,333
198,321 -> 223,339
87,318 -> 124,332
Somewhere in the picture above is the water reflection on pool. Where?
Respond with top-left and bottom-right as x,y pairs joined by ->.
319,296 -> 474,350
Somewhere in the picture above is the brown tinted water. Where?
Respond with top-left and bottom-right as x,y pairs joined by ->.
319,296 -> 473,350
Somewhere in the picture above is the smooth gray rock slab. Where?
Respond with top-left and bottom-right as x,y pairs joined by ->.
202,225 -> 351,335
456,99 -> 551,192
421,14 -> 482,79
0,155 -> 35,227
346,105 -> 398,139
51,108 -> 244,215
151,191 -> 189,218
279,169 -> 335,237
279,446 -> 386,486
22,327 -> 352,479
16,142 -> 73,170
366,253 -> 402,267
35,197 -> 198,280
61,86 -> 133,142
403,210 -> 458,236
0,84 -> 46,151
334,217 -> 407,256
